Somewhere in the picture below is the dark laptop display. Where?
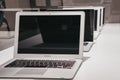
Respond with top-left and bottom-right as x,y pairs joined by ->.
18,15 -> 81,54
94,10 -> 98,31
99,9 -> 102,26
44,9 -> 94,42
103,8 -> 105,25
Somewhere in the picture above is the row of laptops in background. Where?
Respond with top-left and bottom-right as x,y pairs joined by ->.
0,6 -> 105,79
40,6 -> 105,52
7,6 -> 105,52
0,6 -> 105,52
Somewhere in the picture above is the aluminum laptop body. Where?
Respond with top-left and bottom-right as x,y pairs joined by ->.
43,7 -> 95,52
0,11 -> 85,80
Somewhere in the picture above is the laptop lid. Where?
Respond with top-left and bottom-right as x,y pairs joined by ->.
14,11 -> 85,59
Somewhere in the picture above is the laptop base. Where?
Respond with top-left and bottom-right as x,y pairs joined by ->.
84,42 -> 94,52
0,58 -> 82,80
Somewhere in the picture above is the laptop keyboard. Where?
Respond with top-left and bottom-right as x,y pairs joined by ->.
5,60 -> 75,69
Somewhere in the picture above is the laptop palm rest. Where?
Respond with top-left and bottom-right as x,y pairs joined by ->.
15,68 -> 47,76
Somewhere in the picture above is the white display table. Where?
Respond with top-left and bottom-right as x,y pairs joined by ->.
0,23 -> 120,80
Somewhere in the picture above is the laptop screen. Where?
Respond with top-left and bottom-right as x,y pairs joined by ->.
18,15 -> 81,54
94,10 -> 98,31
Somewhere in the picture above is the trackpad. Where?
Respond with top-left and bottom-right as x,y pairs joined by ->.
15,68 -> 47,75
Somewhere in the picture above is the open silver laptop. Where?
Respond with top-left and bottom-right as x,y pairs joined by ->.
0,11 -> 85,79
